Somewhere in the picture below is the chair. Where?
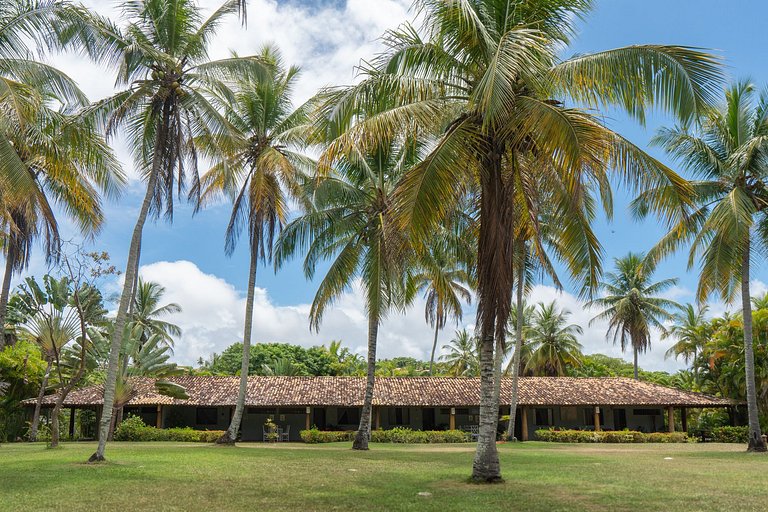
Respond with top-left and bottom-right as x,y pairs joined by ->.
469,425 -> 479,441
280,425 -> 290,442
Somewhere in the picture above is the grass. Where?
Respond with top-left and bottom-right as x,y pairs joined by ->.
1,441 -> 766,511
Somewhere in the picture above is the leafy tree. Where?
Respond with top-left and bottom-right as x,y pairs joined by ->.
639,81 -> 768,451
195,45 -> 312,445
524,301 -> 583,376
129,279 -> 181,350
0,339 -> 46,441
69,0 -> 256,462
589,253 -> 681,379
441,329 -> 479,377
664,304 -> 712,383
322,0 -> 721,481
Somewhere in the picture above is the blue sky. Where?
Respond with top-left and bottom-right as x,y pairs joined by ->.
12,0 -> 768,369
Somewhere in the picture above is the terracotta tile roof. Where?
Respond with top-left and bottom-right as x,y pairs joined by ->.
26,376 -> 735,408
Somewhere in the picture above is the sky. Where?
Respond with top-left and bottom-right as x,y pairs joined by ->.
8,0 -> 768,371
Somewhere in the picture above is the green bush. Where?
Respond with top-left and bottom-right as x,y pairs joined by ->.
114,415 -> 224,442
299,427 -> 469,444
534,429 -> 689,443
299,428 -> 355,444
711,426 -> 749,443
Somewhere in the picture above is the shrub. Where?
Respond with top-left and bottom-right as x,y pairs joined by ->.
114,415 -> 224,442
299,428 -> 355,444
711,426 -> 749,443
534,429 -> 689,443
300,428 -> 469,444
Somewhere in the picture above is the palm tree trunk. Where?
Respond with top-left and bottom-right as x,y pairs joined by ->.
633,346 -> 638,380
429,323 -> 439,376
88,115 -> 166,463
218,246 -> 258,445
741,237 -> 766,452
30,358 -> 52,442
353,311 -> 378,450
0,250 -> 15,351
507,260 -> 525,440
473,329 -> 501,481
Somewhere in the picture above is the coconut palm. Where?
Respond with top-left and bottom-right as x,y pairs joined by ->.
320,0 -> 721,481
129,279 -> 182,350
69,0 -> 259,462
524,301 -> 583,376
637,81 -> 768,451
275,138 -> 414,450
408,237 -> 472,375
440,329 -> 479,377
664,304 -> 712,383
195,45 -> 312,445
588,253 -> 681,379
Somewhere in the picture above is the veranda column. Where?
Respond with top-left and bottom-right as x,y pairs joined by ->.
305,407 -> 311,431
156,405 -> 162,428
667,406 -> 675,432
449,408 -> 456,430
375,407 -> 381,430
521,408 -> 529,441
594,406 -> 601,432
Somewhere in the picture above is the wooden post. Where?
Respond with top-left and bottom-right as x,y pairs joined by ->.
681,408 -> 687,433
594,406 -> 601,432
96,406 -> 102,440
305,407 -> 311,431
156,405 -> 162,429
375,407 -> 381,430
449,407 -> 456,430
667,406 -> 675,432
69,407 -> 76,440
521,407 -> 529,441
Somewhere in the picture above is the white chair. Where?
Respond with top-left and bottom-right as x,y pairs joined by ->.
280,425 -> 290,442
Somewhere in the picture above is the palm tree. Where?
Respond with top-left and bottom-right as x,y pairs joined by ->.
70,0 -> 257,462
589,253 -> 681,379
440,329 -> 479,377
195,45 -> 311,445
638,81 -> 768,451
524,301 -> 583,376
320,0 -> 722,481
0,0 -> 90,196
130,279 -> 182,350
409,238 -> 472,375
275,138 -> 414,450
664,304 -> 712,383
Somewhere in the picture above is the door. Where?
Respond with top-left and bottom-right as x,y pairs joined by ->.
613,408 -> 627,430
313,408 -> 326,429
422,408 -> 435,430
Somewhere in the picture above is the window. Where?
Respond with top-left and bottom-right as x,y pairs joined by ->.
560,407 -> 578,422
247,407 -> 276,415
388,408 -> 411,426
534,408 -> 552,426
455,408 -> 469,415
196,407 -> 218,426
337,408 -> 360,425
633,409 -> 661,416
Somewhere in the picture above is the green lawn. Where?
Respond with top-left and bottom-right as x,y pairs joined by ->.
1,441 -> 765,511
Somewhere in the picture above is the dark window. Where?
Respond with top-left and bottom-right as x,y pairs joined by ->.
247,407 -> 276,415
583,408 -> 604,426
141,406 -> 156,414
439,408 -> 451,415
455,408 -> 469,415
280,408 -> 306,415
534,408 -> 552,426
633,409 -> 662,416
196,407 -> 218,426
337,407 -> 360,425
388,408 -> 411,425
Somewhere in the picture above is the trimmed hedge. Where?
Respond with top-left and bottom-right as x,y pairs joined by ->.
300,427 -> 469,444
114,415 -> 224,442
535,429 -> 689,443
711,426 -> 748,443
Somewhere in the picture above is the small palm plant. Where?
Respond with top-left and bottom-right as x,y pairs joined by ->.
440,329 -> 479,377
524,301 -> 583,377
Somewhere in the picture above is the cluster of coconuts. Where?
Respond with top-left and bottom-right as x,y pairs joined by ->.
151,67 -> 186,98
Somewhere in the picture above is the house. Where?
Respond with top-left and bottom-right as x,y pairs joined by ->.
26,376 -> 737,441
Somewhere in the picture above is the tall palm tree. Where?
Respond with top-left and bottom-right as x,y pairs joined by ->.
440,329 -> 479,377
524,301 -> 583,376
664,304 -> 712,383
0,0 -> 90,196
408,238 -> 472,375
638,81 -> 768,451
275,138 -> 414,450
589,253 -> 681,379
195,45 -> 311,444
320,0 -> 722,481
130,279 -> 182,350
70,0 -> 257,462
